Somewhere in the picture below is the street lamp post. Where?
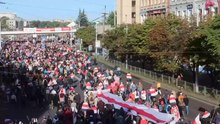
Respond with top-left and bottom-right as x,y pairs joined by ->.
95,22 -> 98,55
79,20 -> 81,28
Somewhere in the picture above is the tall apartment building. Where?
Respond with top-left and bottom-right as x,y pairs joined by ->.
117,0 -> 141,25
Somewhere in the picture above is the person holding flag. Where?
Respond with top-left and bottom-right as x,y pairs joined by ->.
193,107 -> 211,124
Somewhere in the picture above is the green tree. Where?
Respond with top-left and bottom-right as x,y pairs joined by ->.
30,20 -> 41,27
184,34 -> 219,92
30,21 -> 68,28
185,15 -> 220,90
0,16 -> 10,30
102,26 -> 127,59
75,26 -> 95,47
76,9 -> 89,27
125,23 -> 152,68
148,16 -> 192,73
201,15 -> 220,55
106,11 -> 115,26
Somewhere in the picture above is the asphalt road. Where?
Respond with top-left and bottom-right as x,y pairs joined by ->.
0,62 -> 215,123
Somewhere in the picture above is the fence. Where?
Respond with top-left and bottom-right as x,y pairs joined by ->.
96,56 -> 220,99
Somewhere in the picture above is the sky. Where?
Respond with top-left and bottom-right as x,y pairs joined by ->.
0,0 -> 115,21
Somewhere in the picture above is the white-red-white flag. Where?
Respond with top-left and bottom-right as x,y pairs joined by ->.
192,114 -> 201,124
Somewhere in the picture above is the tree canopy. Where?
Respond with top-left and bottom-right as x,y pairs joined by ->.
30,21 -> 69,28
102,26 -> 126,59
0,16 -> 10,30
76,9 -> 89,27
106,11 -> 115,26
101,15 -> 220,83
75,26 -> 95,47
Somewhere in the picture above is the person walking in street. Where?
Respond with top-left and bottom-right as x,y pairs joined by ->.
183,94 -> 189,115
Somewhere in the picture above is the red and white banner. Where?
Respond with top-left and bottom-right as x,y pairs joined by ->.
23,27 -> 73,33
97,92 -> 174,124
36,28 -> 55,32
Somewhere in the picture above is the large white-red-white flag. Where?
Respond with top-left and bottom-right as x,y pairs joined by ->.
97,92 -> 174,124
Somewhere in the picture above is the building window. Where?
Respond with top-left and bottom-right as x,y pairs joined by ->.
132,1 -> 136,7
178,11 -> 181,16
199,9 -> 202,16
189,9 -> 192,17
183,10 -> 186,17
206,9 -> 210,15
214,7 -> 218,15
132,12 -> 136,18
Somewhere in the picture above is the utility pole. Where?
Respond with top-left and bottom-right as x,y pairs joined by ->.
114,11 -> 117,27
102,5 -> 107,35
95,22 -> 98,55
100,5 -> 107,55
114,0 -> 117,26
218,0 -> 220,14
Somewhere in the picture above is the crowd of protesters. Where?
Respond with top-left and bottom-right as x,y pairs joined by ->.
0,40 -> 220,124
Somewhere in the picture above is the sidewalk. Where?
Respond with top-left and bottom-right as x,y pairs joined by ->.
96,56 -> 220,107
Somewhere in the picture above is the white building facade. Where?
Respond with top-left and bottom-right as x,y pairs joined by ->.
170,0 -> 219,24
0,13 -> 28,30
140,0 -> 169,23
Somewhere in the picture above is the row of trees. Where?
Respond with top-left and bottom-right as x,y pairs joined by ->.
102,15 -> 220,89
75,10 -> 115,27
75,10 -> 115,47
75,9 -> 89,27
30,21 -> 69,28
74,8 -> 220,89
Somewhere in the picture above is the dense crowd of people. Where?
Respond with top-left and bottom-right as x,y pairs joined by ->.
0,40 -> 220,124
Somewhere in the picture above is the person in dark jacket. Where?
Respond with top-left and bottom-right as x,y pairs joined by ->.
198,107 -> 211,124
136,114 -> 141,124
183,95 -> 189,115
